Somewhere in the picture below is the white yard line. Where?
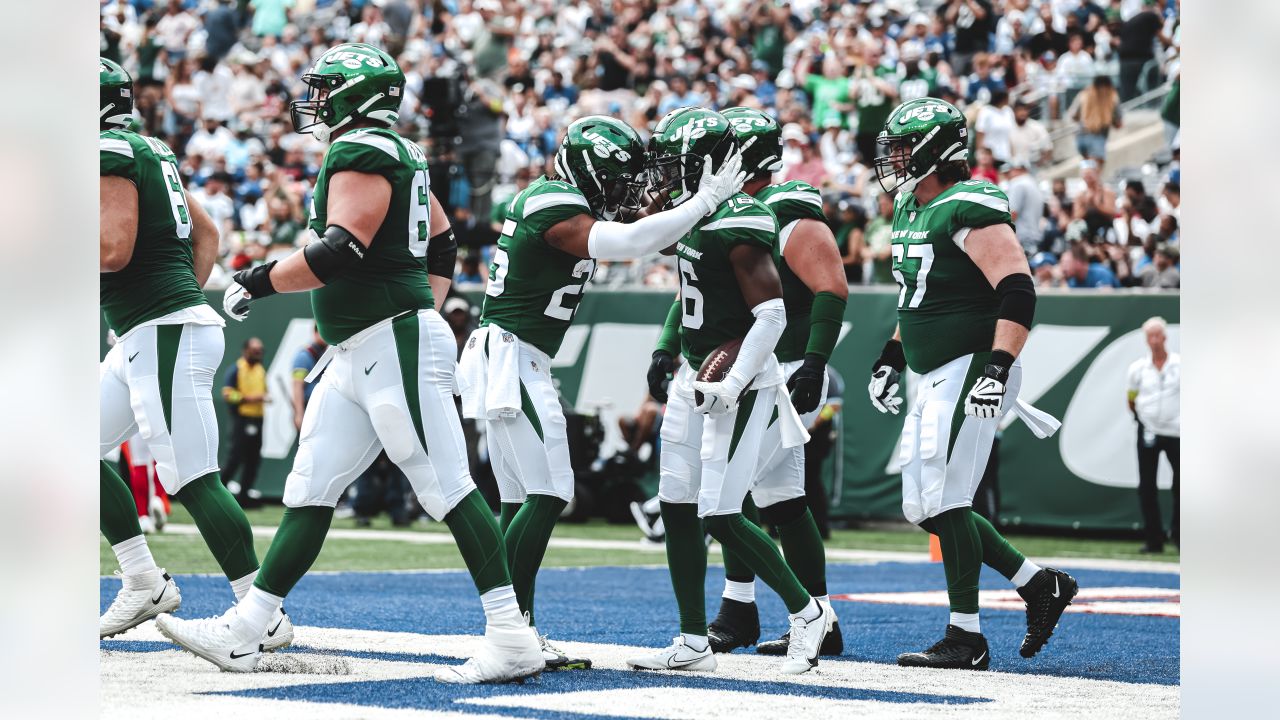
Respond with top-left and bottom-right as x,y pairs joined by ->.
152,523 -> 1181,575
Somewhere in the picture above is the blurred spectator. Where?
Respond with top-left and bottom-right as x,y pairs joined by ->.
832,199 -> 866,284
1127,316 -> 1179,552
779,124 -> 827,188
1029,251 -> 1061,287
964,52 -> 1006,105
251,0 -> 295,40
1060,242 -> 1120,288
1057,32 -> 1097,109
864,193 -> 896,285
1009,101 -> 1052,169
189,171 -> 237,237
1072,159 -> 1117,240
943,0 -> 996,77
291,325 -> 327,432
156,0 -> 199,64
204,0 -> 240,64
851,42 -> 900,162
1117,0 -> 1169,100
1136,245 -> 1180,289
222,337 -> 268,508
1069,75 -> 1122,163
1003,159 -> 1044,255
971,147 -> 999,183
975,89 -> 1015,163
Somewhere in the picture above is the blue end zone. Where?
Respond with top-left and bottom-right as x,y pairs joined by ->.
102,561 -> 1179,688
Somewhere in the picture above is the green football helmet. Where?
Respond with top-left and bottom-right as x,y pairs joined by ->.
100,57 -> 134,131
290,43 -> 404,142
553,115 -> 647,221
647,107 -> 738,208
875,98 -> 969,194
721,107 -> 783,179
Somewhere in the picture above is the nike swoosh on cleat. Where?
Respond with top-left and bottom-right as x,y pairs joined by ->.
229,650 -> 255,659
266,619 -> 284,637
971,651 -> 987,665
151,585 -> 168,605
1051,578 -> 1060,598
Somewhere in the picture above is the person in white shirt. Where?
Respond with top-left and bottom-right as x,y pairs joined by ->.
1009,101 -> 1053,169
975,88 -> 1016,163
1126,316 -> 1180,553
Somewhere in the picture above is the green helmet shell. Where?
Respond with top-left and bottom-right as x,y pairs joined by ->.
290,43 -> 405,142
647,107 -> 738,208
555,115 -> 647,221
100,57 -> 134,131
722,107 -> 782,179
875,98 -> 969,194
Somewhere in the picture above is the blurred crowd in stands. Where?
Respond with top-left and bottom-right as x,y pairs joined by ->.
101,0 -> 1180,291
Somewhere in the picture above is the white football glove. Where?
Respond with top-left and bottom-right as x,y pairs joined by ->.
964,373 -> 1007,419
691,375 -> 747,416
868,366 -> 903,415
689,150 -> 747,216
222,281 -> 253,322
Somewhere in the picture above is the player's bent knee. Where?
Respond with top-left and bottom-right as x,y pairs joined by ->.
758,495 -> 808,526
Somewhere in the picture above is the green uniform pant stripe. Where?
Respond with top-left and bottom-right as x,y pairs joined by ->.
519,381 -> 544,442
947,352 -> 991,460
101,460 -> 143,546
727,390 -> 758,461
391,313 -> 428,452
155,324 -> 183,434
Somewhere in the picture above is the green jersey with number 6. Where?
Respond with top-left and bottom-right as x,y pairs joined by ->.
99,130 -> 209,335
481,176 -> 595,357
892,179 -> 1013,373
675,193 -> 779,367
756,180 -> 828,363
308,127 -> 435,344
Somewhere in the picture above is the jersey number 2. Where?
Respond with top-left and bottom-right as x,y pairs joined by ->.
891,243 -> 935,309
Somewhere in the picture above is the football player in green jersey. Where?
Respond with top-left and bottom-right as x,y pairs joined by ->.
680,107 -> 848,658
626,108 -> 830,677
153,44 -> 537,683
98,59 -> 292,649
868,98 -> 1076,669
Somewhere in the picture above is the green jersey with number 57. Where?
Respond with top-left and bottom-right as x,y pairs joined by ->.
99,129 -> 209,336
308,127 -> 434,344
481,176 -> 595,357
892,179 -> 1012,374
675,193 -> 779,368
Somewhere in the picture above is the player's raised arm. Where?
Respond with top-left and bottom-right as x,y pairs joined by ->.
100,175 -> 138,272
426,189 -> 456,311
960,222 -> 1036,418
187,193 -> 219,288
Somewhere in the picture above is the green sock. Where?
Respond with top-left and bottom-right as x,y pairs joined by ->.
660,501 -> 707,635
255,505 -> 333,597
172,472 -> 259,581
720,495 -> 759,584
504,493 -> 565,626
705,513 -> 810,614
776,508 -> 828,598
972,512 -> 1025,581
932,508 -> 983,614
499,501 -> 521,534
100,460 -> 143,546
446,489 -> 512,594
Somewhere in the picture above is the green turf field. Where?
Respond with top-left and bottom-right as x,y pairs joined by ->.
100,504 -> 1179,576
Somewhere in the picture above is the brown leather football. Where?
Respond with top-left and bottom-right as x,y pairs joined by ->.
697,338 -> 744,384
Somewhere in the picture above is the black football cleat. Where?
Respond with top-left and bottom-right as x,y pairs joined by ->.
898,625 -> 990,670
756,620 -> 844,657
707,598 -> 760,653
1018,568 -> 1079,658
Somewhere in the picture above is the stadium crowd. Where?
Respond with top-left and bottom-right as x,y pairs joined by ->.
100,0 -> 1180,291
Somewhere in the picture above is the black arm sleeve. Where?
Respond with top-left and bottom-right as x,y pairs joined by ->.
426,227 -> 457,279
303,224 -> 366,284
995,273 -> 1036,329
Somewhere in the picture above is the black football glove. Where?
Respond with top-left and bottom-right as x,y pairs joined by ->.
787,354 -> 826,415
647,351 -> 675,403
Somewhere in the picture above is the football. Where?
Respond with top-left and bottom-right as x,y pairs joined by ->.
694,338 -> 753,406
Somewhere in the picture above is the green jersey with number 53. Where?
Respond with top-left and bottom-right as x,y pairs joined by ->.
99,129 -> 209,336
675,193 -> 779,368
481,176 -> 595,356
308,127 -> 435,344
892,179 -> 1012,373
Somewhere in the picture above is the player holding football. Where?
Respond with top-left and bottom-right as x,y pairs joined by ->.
99,59 -> 292,649
680,107 -> 848,658
457,115 -> 748,671
153,43 -> 540,683
868,98 -> 1075,670
626,108 -> 829,676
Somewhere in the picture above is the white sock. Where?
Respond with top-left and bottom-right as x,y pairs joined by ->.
480,585 -> 523,626
950,612 -> 981,633
229,570 -> 258,602
112,535 -> 157,577
816,594 -> 830,605
793,597 -> 821,622
681,633 -> 709,652
236,586 -> 283,638
722,579 -> 756,604
1011,559 -> 1042,588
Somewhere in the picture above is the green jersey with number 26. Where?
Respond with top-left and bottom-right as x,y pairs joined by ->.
675,192 -> 779,368
481,176 -> 595,357
308,127 -> 435,344
99,130 -> 209,336
892,179 -> 1013,374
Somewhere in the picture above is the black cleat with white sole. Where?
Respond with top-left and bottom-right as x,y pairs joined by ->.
756,620 -> 844,657
898,625 -> 990,670
707,598 -> 760,653
1018,567 -> 1079,658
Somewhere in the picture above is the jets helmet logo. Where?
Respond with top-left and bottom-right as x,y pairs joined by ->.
324,49 -> 385,70
671,116 -> 720,142
582,130 -> 631,162
899,102 -> 953,124
728,116 -> 768,134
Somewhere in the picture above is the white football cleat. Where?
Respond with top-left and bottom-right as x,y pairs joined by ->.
781,601 -> 829,675
155,610 -> 262,673
100,568 -> 181,638
434,622 -> 544,684
626,637 -> 717,672
262,606 -> 294,652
